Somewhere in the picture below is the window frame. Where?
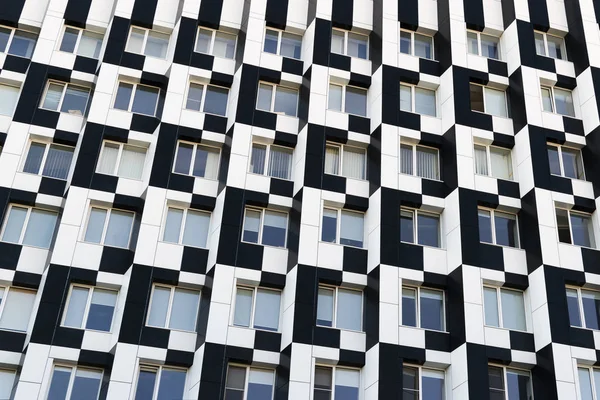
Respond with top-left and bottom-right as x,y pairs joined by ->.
399,83 -> 437,117
125,26 -> 170,59
327,82 -> 368,117
21,140 -> 74,180
401,286 -> 446,331
466,30 -> 500,59
399,29 -> 435,60
225,363 -> 276,400
0,25 -> 37,59
399,142 -> 441,181
534,31 -> 566,60
578,364 -> 600,400
134,364 -> 187,400
95,140 -> 147,180
483,286 -> 527,332
82,205 -> 135,249
58,25 -> 103,59
256,81 -> 299,117
320,207 -> 365,248
0,368 -> 17,400
313,364 -> 361,399
160,206 -> 211,248
232,286 -> 282,332
547,143 -> 585,180
473,143 -> 514,181
0,82 -> 21,117
146,284 -> 201,332
263,28 -> 302,59
324,142 -> 367,180
241,207 -> 289,248
470,83 -> 508,117
0,285 -> 36,332
402,364 -> 446,400
488,364 -> 532,400
248,142 -> 294,180
331,28 -> 369,59
184,80 -> 229,116
477,207 -> 520,248
316,285 -> 364,332
60,284 -> 118,332
172,140 -> 221,180
540,85 -> 575,117
399,207 -> 442,248
113,81 -> 161,116
47,365 -> 104,400
39,80 -> 91,115
556,207 -> 595,248
0,204 -> 58,249
194,26 -> 237,59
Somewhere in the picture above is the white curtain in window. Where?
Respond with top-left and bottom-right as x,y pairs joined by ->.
484,88 -> 507,117
342,147 -> 365,180
97,143 -> 119,174
541,87 -> 553,112
42,83 -> 64,111
118,145 -> 146,180
203,147 -> 220,180
400,85 -> 412,112
416,147 -> 439,180
0,289 -> 35,331
268,147 -> 293,180
490,147 -> 512,180
126,28 -> 145,54
400,144 -> 413,175
0,84 -> 19,116
474,145 -> 488,175
43,145 -> 74,180
325,146 -> 340,175
250,144 -> 266,174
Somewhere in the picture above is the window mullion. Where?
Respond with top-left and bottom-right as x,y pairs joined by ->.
142,30 -> 149,54
413,146 -> 417,177
413,210 -> 418,244
210,31 -> 216,55
250,288 -> 257,328
333,288 -> 338,328
128,85 -> 136,112
200,85 -> 208,113
74,29 -> 83,53
336,209 -> 341,245
244,366 -> 250,399
19,208 -> 32,244
486,147 -> 492,177
478,33 -> 482,57
65,367 -> 76,400
189,144 -> 197,176
557,147 -> 565,176
482,87 -> 487,113
497,288 -> 504,328
0,287 -> 8,318
567,210 -> 575,245
153,367 -> 161,400
101,209 -> 111,244
114,144 -> 124,175
40,144 -> 51,175
490,210 -> 496,245
277,31 -> 282,55
165,288 -> 175,328
416,287 -> 421,329
179,209 -> 187,244
339,146 -> 344,176
271,85 -> 276,112
259,210 -> 265,243
82,288 -> 94,328
264,146 -> 271,176
579,289 -> 586,328
57,84 -> 67,111
411,86 -> 416,113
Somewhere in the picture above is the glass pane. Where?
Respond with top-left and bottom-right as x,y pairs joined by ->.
182,210 -> 210,248
485,88 -> 507,117
336,289 -> 362,331
335,369 -> 359,400
554,88 -> 575,117
321,209 -> 337,243
127,28 -> 146,54
467,31 -> 478,55
328,84 -> 343,112
147,286 -> 171,327
186,83 -> 203,111
233,288 -> 253,327
561,147 -> 584,180
78,31 -> 103,59
86,289 -> 117,331
268,146 -> 293,180
64,286 -> 90,328
204,85 -> 228,116
60,85 -> 90,115
541,87 -> 553,112
24,209 -> 58,248
47,367 -> 72,400
420,289 -> 444,330
254,289 -> 281,331
415,87 -> 436,116
506,369 -> 532,400
174,143 -> 193,175
416,146 -> 439,180
84,208 -> 107,243
579,368 -> 593,400
317,288 -> 334,326
534,32 -> 546,56
582,290 -> 600,330
23,142 -> 45,174
417,212 -> 440,248
547,35 -> 564,60
0,27 -> 11,53
71,369 -> 102,400
324,144 -> 340,175
593,370 -> 600,400
556,208 -> 572,244
400,144 -> 413,175
402,288 -> 417,327
135,369 -> 157,400
131,85 -> 159,116
484,287 -> 500,327
264,29 -> 278,54
169,288 -> 200,331
195,28 -> 212,53
422,370 -> 445,400
226,366 -> 246,390
257,83 -> 273,111
547,146 -> 561,175
213,31 -> 236,59
243,210 -> 261,243
345,86 -> 367,116
144,30 -> 169,58
481,34 -> 499,59
193,145 -> 220,179
414,33 -> 433,59
470,84 -> 484,112
280,32 -> 302,59
104,210 -> 134,248
163,208 -> 183,243
114,82 -> 134,110
474,144 -> 489,176
340,211 -> 364,248
400,31 -> 412,55
315,366 -> 332,390
566,288 -> 582,327
8,30 -> 37,58
250,144 -> 267,175
403,366 -> 419,390
262,210 -> 287,247
0,84 -> 19,116
98,141 -> 120,175
400,209 -> 415,244
0,370 -> 16,400
501,289 -> 526,330
248,369 -> 274,399
2,206 -> 27,243
490,147 -> 512,180
331,30 -> 345,54
400,85 -> 412,112
0,288 -> 35,331
343,146 -> 366,180
42,82 -> 64,111
347,32 -> 368,59
118,145 -> 146,180
570,212 -> 594,248
478,209 -> 493,244
488,366 -> 504,390
494,211 -> 519,248
60,27 -> 79,53
274,86 -> 298,117
43,144 -> 74,179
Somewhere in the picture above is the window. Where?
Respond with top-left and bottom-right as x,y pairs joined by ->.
126,26 -> 169,59
113,82 -> 160,116
234,286 -> 281,331
567,287 -> 600,329
162,207 -> 210,248
226,365 -> 275,400
314,366 -> 360,400
249,143 -> 293,180
535,31 -> 565,60
474,144 -> 513,180
96,141 -> 147,180
400,208 -> 441,248
0,27 -> 37,58
556,208 -> 595,248
317,286 -> 362,331
328,83 -> 367,117
540,86 -> 575,117
185,82 -> 228,116
83,207 -> 135,248
467,31 -> 500,59
22,141 -> 74,180
331,29 -> 368,59
173,141 -> 220,180
147,285 -> 200,332
470,84 -> 508,117
0,369 -> 17,400
263,28 -> 302,59
62,285 -> 117,332
488,365 -> 532,400
256,82 -> 298,117
195,27 -> 236,59
402,365 -> 445,400
1,205 -> 58,249
0,83 -> 20,116
547,144 -> 584,179
40,81 -> 91,116
324,143 -> 367,180
134,365 -> 186,400
242,208 -> 288,248
400,143 -> 440,180
478,208 -> 519,248
400,84 -> 436,117
0,287 -> 36,332
483,286 -> 526,331
321,208 -> 365,248
578,366 -> 600,400
47,365 -> 103,400
402,287 -> 445,331
59,26 -> 103,59
400,29 -> 434,60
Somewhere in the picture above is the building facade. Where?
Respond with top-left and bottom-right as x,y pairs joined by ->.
0,0 -> 598,398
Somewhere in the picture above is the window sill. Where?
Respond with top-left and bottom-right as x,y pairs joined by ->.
20,171 -> 68,181
558,241 -> 597,251
570,324 -> 597,331
111,108 -> 157,118
475,173 -> 514,182
549,173 -> 585,181
399,172 -> 442,183
247,171 -> 292,181
400,325 -> 447,334
0,327 -> 27,334
1,241 -> 51,250
230,324 -> 280,334
171,171 -> 218,181
262,51 -> 302,62
60,325 -> 112,334
484,324 -> 529,334
399,52 -> 437,62
319,240 -> 365,250
145,325 -> 197,334
158,240 -> 208,250
324,172 -> 367,182
479,241 -> 522,251
316,324 -> 364,334
330,51 -> 369,61
400,240 -> 444,250
240,240 -> 287,250
193,50 -> 235,61
94,171 -> 144,182
255,108 -> 299,119
80,240 -> 130,251
541,110 -> 577,119
470,109 -> 510,120
399,109 -> 438,119
468,53 -> 501,62
326,108 -> 368,118
39,107 -> 86,117
182,108 -> 227,118
124,50 -> 168,61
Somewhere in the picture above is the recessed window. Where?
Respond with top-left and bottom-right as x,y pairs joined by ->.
62,285 -> 117,332
185,82 -> 228,116
467,31 -> 500,60
59,26 -> 103,59
47,366 -> 103,400
173,141 -> 220,180
331,29 -> 368,59
540,86 -> 575,117
0,83 -> 20,116
113,81 -> 160,116
324,143 -> 367,180
488,365 -> 532,400
40,81 -> 91,116
233,286 -> 281,332
1,205 -> 58,249
134,365 -> 186,400
96,141 -> 147,180
403,365 -> 445,400
567,287 -> 600,329
535,31 -> 566,60
126,26 -> 169,59
556,208 -> 595,248
225,365 -> 275,400
400,208 -> 441,248
242,208 -> 288,248
317,286 -> 363,331
400,84 -> 436,117
402,286 -> 445,331
195,27 -> 236,59
0,27 -> 37,58
400,29 -> 434,60
162,207 -> 210,248
22,141 -> 74,180
0,286 -> 36,332
478,208 -> 519,248
314,366 -> 360,400
263,28 -> 302,59
250,143 -> 293,180
578,366 -> 600,400
256,82 -> 299,117
547,144 -> 584,180
470,84 -> 507,117
483,286 -> 526,331
147,285 -> 200,332
321,208 -> 365,248
83,207 -> 135,249
400,143 -> 440,180
473,144 -> 513,180
0,369 -> 17,400
328,83 -> 367,117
